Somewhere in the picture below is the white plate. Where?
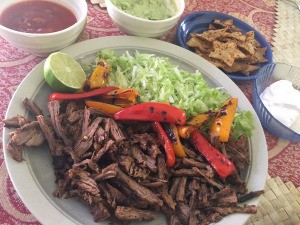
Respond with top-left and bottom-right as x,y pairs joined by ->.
3,36 -> 268,225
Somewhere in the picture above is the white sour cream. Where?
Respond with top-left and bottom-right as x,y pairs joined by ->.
260,80 -> 300,133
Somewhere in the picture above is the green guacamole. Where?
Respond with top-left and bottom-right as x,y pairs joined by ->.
111,0 -> 178,20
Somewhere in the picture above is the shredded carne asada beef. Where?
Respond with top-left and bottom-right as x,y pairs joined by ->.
5,98 -> 264,224
23,97 -> 43,116
7,142 -> 23,162
3,115 -> 29,128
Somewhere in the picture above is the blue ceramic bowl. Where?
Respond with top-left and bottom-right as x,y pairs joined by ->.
253,63 -> 300,142
176,11 -> 273,82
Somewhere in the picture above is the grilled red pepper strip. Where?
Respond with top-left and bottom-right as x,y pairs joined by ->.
113,102 -> 186,125
49,86 -> 118,101
189,129 -> 235,179
152,122 -> 176,167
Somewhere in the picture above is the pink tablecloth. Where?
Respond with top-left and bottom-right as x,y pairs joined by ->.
0,0 -> 299,224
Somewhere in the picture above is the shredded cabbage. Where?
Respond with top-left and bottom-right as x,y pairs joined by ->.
97,50 -> 229,116
95,49 -> 254,138
232,111 -> 255,139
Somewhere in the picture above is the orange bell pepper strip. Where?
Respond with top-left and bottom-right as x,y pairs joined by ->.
169,124 -> 187,157
85,100 -> 123,115
89,59 -> 110,89
99,88 -> 139,107
210,98 -> 238,142
177,125 -> 196,139
98,97 -> 136,107
100,88 -> 139,103
186,110 -> 218,127
162,123 -> 186,157
101,88 -> 139,107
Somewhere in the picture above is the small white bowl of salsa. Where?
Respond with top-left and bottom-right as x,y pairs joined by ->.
0,0 -> 87,56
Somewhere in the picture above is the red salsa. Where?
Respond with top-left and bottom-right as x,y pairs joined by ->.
0,1 -> 77,33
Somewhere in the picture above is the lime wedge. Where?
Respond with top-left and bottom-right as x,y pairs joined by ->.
44,52 -> 86,93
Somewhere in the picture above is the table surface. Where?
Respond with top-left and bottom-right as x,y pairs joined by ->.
0,0 -> 299,224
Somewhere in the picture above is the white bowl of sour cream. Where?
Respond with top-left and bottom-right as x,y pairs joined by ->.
105,0 -> 185,37
253,63 -> 300,142
0,0 -> 87,56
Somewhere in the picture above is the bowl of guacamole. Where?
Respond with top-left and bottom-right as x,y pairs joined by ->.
110,0 -> 178,20
105,0 -> 185,37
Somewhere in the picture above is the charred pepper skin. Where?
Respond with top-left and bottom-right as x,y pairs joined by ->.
100,88 -> 139,106
89,59 -> 111,89
189,129 -> 235,179
113,102 -> 187,125
162,123 -> 187,158
152,122 -> 176,167
85,100 -> 123,115
211,98 -> 238,142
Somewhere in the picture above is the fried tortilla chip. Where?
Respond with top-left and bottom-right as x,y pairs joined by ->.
217,37 -> 256,55
254,47 -> 268,62
186,19 -> 268,76
187,36 -> 200,48
224,25 -> 242,33
201,54 -> 228,69
209,40 -> 247,67
196,28 -> 246,42
241,64 -> 260,75
202,55 -> 249,74
237,41 -> 256,55
223,30 -> 246,41
247,47 -> 268,64
195,49 -> 205,57
208,24 -> 218,30
245,31 -> 261,47
202,55 -> 259,75
195,28 -> 228,42
187,35 -> 212,54
212,19 -> 234,28
210,19 -> 237,31
224,61 -> 250,73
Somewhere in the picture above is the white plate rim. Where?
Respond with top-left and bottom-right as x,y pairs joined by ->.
3,36 -> 268,225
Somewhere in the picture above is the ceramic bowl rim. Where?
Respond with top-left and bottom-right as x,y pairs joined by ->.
105,0 -> 185,24
0,0 -> 88,37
